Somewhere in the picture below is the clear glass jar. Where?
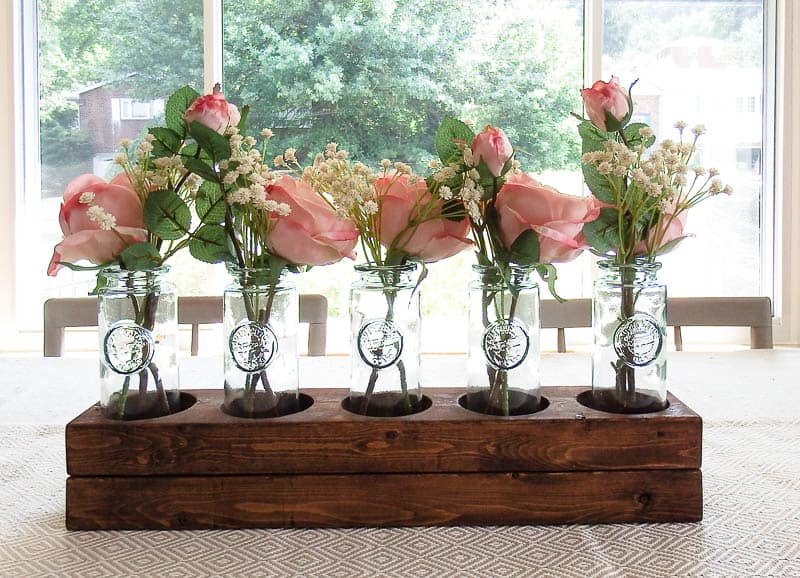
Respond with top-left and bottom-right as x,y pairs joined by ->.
97,266 -> 179,420
348,263 -> 422,416
223,264 -> 299,418
465,265 -> 542,416
590,258 -> 668,413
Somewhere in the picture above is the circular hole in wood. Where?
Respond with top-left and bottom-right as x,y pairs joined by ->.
221,392 -> 314,419
576,390 -> 669,414
341,393 -> 432,417
102,391 -> 197,421
457,390 -> 549,417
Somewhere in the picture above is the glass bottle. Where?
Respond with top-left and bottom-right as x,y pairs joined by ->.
97,266 -> 179,420
590,258 -> 668,413
465,264 -> 542,416
349,263 -> 422,416
223,263 -> 299,418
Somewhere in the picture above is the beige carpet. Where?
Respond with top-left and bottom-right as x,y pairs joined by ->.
1,420 -> 799,577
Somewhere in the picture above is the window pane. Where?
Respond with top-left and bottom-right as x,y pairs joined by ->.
27,0 -> 206,329
222,0 -> 585,352
603,0 -> 766,297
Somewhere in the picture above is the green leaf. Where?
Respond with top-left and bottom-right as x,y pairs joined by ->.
195,181 -> 226,224
119,242 -> 163,270
89,271 -> 108,295
148,126 -> 183,159
622,122 -> 656,149
144,189 -> 192,240
183,157 -> 219,182
536,263 -> 565,302
435,117 -> 475,165
56,261 -> 106,272
578,120 -> 608,153
654,235 -> 690,256
508,229 -> 540,265
237,104 -> 250,134
581,164 -> 618,205
189,121 -> 232,163
188,224 -> 229,264
583,207 -> 620,256
165,85 -> 200,137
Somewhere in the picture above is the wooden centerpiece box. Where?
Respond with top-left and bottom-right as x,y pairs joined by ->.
65,387 -> 702,530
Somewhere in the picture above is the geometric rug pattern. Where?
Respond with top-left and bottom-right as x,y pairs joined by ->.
2,420 -> 800,577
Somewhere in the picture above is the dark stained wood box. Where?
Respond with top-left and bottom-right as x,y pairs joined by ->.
65,387 -> 703,530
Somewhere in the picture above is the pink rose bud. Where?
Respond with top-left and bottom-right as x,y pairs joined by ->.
48,174 -> 147,276
471,125 -> 514,177
184,84 -> 241,134
376,173 -> 472,262
495,173 -> 600,264
266,175 -> 359,266
580,76 -> 630,132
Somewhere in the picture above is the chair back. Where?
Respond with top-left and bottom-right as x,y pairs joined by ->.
43,294 -> 328,357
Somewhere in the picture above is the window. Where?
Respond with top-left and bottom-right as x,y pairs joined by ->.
6,0 -> 791,353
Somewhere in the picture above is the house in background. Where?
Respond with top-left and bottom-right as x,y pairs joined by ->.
77,75 -> 164,176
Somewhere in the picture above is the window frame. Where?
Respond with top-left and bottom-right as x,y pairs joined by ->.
0,0 -> 797,352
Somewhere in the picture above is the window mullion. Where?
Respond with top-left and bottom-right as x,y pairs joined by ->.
203,0 -> 223,93
584,0 -> 603,86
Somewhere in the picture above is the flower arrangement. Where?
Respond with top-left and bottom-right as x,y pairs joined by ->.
577,77 -> 732,263
300,143 -> 472,415
430,119 -> 598,414
576,76 -> 732,411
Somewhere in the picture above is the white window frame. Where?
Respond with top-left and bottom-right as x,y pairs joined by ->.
0,0 -> 797,352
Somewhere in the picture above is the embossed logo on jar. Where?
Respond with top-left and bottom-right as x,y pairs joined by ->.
613,313 -> 663,367
357,319 -> 404,369
229,321 -> 278,373
103,321 -> 155,375
482,319 -> 530,370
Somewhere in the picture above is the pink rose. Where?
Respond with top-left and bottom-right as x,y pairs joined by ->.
495,173 -> 600,264
376,173 -> 472,262
267,175 -> 359,266
472,125 -> 513,177
48,174 -> 147,276
634,211 -> 689,255
184,84 -> 241,134
580,76 -> 630,132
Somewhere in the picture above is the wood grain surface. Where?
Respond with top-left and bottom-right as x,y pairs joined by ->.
66,469 -> 703,530
65,387 -> 702,476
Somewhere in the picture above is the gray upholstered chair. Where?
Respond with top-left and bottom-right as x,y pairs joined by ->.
43,295 -> 328,357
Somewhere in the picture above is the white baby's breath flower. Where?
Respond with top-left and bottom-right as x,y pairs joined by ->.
113,153 -> 127,166
143,133 -> 155,143
428,159 -> 441,170
708,167 -> 720,177
119,138 -> 132,149
244,136 -> 257,147
674,120 -> 687,131
691,124 -> 706,136
265,200 -> 279,212
709,178 -> 723,194
638,126 -> 654,139
511,159 -> 521,170
597,161 -> 613,175
274,155 -> 286,167
79,192 -> 95,204
229,134 -> 243,149
468,168 -> 481,181
439,186 -> 453,200
277,203 -> 291,216
722,184 -> 733,195
284,148 -> 297,163
694,167 -> 706,177
260,128 -> 274,138
86,205 -> 116,230
363,200 -> 379,215
462,147 -> 474,167
394,162 -> 412,175
380,159 -> 392,169
433,166 -> 456,183
674,174 -> 687,187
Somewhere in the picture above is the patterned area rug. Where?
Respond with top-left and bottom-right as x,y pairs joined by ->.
1,421 -> 799,577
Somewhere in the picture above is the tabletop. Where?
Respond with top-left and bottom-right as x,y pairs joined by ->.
1,350 -> 799,576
